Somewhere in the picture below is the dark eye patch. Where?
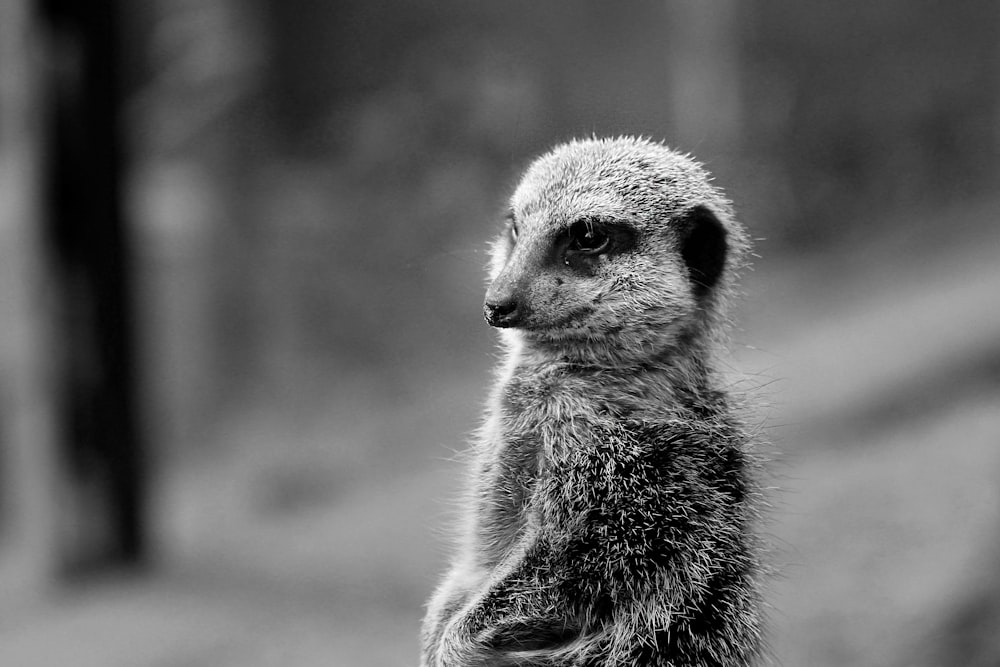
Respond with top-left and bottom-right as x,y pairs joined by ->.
560,218 -> 636,262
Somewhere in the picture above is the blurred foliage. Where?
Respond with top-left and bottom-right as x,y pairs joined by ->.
123,0 -> 1000,453
124,3 -> 997,428
743,0 -> 1000,247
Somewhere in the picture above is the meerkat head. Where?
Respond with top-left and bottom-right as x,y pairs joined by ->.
484,136 -> 749,366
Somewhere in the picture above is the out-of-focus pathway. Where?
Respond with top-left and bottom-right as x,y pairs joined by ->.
2,215 -> 1000,666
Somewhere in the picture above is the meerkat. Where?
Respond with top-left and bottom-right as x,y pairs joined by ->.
421,136 -> 765,666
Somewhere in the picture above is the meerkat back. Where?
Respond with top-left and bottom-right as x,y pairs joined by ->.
422,137 -> 765,667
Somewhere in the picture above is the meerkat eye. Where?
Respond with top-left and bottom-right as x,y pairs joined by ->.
567,219 -> 610,254
505,211 -> 519,243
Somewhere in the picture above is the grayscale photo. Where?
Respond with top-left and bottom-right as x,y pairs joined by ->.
0,2 -> 997,665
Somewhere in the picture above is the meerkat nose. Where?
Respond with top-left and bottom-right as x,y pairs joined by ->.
483,298 -> 521,328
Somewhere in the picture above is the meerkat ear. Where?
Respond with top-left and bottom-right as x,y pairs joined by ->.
677,205 -> 728,297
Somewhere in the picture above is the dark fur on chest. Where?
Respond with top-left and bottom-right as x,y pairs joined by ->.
549,418 -> 751,582
550,419 -> 758,663
475,374 -> 760,665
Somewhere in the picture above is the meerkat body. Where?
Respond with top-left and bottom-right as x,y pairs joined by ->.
422,137 -> 764,666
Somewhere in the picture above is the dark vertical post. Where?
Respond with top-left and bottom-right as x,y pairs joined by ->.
41,0 -> 146,571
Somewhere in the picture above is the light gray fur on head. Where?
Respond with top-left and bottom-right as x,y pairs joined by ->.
490,136 -> 749,367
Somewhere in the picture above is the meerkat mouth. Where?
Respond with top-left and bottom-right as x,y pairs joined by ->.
516,306 -> 600,338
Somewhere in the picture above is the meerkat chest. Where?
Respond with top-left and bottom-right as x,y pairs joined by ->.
473,372 -> 602,564
476,366 -> 676,565
500,368 -> 671,441
499,371 -> 612,452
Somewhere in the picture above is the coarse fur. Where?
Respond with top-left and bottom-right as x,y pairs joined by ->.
422,137 -> 765,666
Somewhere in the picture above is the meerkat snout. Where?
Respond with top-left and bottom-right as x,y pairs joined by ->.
483,295 -> 520,328
483,256 -> 529,327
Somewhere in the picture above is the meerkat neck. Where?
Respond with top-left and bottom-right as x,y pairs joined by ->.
510,331 -> 708,375
508,325 -> 716,371
503,332 -> 718,414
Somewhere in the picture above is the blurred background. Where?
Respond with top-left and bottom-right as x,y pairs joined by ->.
1,1 -> 999,665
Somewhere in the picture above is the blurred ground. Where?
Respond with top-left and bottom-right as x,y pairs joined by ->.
1,200 -> 998,666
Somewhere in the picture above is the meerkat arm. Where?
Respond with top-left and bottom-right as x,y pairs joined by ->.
430,533 -> 589,667
421,557 -> 487,667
